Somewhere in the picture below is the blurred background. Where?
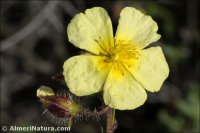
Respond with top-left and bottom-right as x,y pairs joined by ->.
0,0 -> 199,133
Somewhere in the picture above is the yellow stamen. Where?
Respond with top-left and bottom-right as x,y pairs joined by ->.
106,39 -> 140,66
98,39 -> 141,77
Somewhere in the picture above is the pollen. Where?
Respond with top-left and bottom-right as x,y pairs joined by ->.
95,38 -> 141,77
104,39 -> 141,70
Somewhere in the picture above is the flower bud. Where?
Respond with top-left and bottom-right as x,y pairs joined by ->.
37,86 -> 81,119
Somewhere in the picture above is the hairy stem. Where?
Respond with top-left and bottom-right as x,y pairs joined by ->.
79,106 -> 109,116
79,106 -> 118,133
106,107 -> 117,133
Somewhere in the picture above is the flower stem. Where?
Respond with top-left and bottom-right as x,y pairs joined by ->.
79,106 -> 109,116
79,106 -> 118,133
106,107 -> 117,133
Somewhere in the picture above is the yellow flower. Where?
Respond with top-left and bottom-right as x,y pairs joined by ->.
63,7 -> 169,110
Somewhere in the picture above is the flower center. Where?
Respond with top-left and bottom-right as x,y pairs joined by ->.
111,53 -> 119,61
95,38 -> 141,75
109,40 -> 141,65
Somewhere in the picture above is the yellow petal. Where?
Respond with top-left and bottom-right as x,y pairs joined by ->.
67,7 -> 114,55
103,66 -> 147,110
63,55 -> 112,96
37,86 -> 55,97
130,46 -> 169,92
115,7 -> 161,49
